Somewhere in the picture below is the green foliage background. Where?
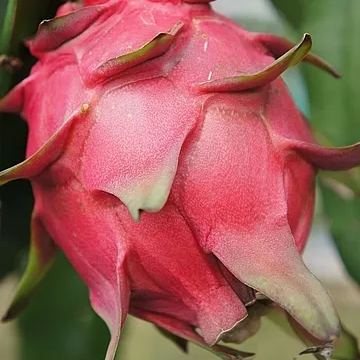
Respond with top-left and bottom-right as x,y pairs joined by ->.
0,1 -> 111,359
271,0 -> 360,286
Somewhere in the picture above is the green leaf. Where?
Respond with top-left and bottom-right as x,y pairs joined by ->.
268,308 -> 360,360
271,0 -> 360,285
18,254 -> 110,360
0,0 -> 63,278
0,0 -> 18,53
321,186 -> 360,285
0,0 -> 18,93
2,218 -> 56,321
333,326 -> 360,360
0,0 -> 64,94
156,327 -> 189,353
0,3 -> 114,360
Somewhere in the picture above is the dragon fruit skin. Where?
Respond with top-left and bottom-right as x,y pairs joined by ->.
1,0 -> 360,358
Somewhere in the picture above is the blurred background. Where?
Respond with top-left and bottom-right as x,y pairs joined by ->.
0,0 -> 359,359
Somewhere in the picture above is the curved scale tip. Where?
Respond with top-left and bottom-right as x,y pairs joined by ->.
210,226 -> 340,344
254,32 -> 341,79
195,34 -> 312,93
285,138 -> 360,171
0,104 -> 89,186
289,305 -> 360,360
2,218 -> 56,322
87,21 -> 184,86
88,269 -> 129,360
299,344 -> 334,359
136,310 -> 255,360
28,4 -> 110,56
103,163 -> 175,222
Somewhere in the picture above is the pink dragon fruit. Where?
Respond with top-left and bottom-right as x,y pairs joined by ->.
1,0 -> 360,358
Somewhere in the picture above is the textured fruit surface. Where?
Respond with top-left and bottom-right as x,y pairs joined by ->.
1,1 -> 360,359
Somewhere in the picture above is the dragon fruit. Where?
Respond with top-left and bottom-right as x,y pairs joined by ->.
1,0 -> 360,358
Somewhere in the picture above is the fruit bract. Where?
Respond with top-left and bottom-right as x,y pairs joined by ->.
1,1 -> 360,359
